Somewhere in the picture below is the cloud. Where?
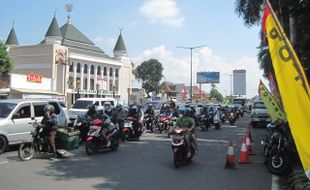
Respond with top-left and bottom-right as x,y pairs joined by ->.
94,37 -> 116,49
133,46 -> 267,98
139,0 -> 185,27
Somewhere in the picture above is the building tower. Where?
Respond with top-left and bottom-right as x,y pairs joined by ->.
43,13 -> 62,45
113,29 -> 127,58
5,22 -> 19,50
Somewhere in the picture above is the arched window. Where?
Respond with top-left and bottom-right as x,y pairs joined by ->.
104,67 -> 107,76
77,63 -> 81,73
97,66 -> 101,75
115,68 -> 119,78
109,68 -> 113,77
90,65 -> 94,75
84,64 -> 88,74
69,62 -> 73,72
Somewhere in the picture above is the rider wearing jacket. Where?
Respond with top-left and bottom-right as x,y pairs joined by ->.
145,104 -> 155,119
174,108 -> 198,157
41,104 -> 58,160
127,105 -> 143,135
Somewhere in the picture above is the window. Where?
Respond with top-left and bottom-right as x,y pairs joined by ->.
0,103 -> 17,118
101,101 -> 114,106
15,105 -> 31,119
48,102 -> 61,114
69,62 -> 73,72
115,68 -> 119,78
97,66 -> 101,75
84,64 -> 88,74
110,68 -> 113,77
94,101 -> 99,106
91,65 -> 94,75
34,104 -> 47,117
72,100 -> 93,109
77,63 -> 81,73
104,67 -> 107,76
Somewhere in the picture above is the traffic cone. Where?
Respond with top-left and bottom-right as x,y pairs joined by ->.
247,121 -> 253,143
238,137 -> 252,164
224,141 -> 237,169
245,134 -> 255,155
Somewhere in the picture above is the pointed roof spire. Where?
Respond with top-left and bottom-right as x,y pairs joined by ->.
45,13 -> 62,38
113,28 -> 127,52
5,21 -> 19,45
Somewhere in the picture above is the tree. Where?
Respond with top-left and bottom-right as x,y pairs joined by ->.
209,83 -> 223,102
0,42 -> 13,76
134,59 -> 164,96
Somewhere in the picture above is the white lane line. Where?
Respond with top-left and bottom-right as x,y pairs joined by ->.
222,125 -> 237,128
271,175 -> 279,190
0,161 -> 9,165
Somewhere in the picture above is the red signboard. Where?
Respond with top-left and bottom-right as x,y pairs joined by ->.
27,74 -> 42,83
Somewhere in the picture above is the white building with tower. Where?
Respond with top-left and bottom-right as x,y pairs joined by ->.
4,7 -> 134,105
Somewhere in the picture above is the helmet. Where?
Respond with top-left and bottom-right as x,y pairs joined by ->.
88,104 -> 96,111
116,103 -> 122,110
104,102 -> 111,111
44,104 -> 55,113
148,104 -> 153,108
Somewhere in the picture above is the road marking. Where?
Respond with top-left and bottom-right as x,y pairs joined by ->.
271,175 -> 279,190
0,161 -> 9,165
197,139 -> 229,144
222,125 -> 237,128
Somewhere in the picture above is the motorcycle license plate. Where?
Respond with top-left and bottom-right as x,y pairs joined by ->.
173,148 -> 178,153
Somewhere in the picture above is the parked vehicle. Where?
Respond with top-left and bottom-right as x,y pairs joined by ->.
85,118 -> 119,155
18,122 -> 66,161
68,98 -> 117,122
171,128 -> 195,168
261,121 -> 291,174
0,99 -> 68,154
251,100 -> 271,128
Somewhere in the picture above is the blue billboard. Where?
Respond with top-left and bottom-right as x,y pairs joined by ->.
197,72 -> 220,84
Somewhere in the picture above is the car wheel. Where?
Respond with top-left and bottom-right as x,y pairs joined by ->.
0,136 -> 7,154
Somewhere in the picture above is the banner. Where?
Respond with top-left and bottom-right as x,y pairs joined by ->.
262,1 -> 310,178
258,80 -> 287,122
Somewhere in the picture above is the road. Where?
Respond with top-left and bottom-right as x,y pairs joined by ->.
0,114 -> 272,190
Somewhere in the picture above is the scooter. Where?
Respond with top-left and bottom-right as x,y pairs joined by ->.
171,128 -> 195,168
122,116 -> 142,141
85,118 -> 119,155
213,112 -> 221,130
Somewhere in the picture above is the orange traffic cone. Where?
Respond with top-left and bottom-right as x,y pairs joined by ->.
225,141 -> 237,169
247,121 -> 253,143
238,137 -> 252,164
245,134 -> 255,155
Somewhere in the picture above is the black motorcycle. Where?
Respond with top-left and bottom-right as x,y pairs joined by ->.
171,128 -> 195,168
261,123 -> 290,174
228,111 -> 236,125
85,118 -> 119,155
74,115 -> 92,143
18,122 -> 66,161
199,114 -> 210,131
144,113 -> 154,132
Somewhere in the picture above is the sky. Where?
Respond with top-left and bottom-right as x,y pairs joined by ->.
0,0 -> 267,98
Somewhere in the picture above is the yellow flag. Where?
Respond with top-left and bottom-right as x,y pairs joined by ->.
258,80 -> 287,122
262,2 -> 310,178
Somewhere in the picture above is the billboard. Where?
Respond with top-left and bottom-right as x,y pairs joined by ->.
197,72 -> 220,83
233,70 -> 246,95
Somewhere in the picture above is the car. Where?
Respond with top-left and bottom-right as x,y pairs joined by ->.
0,99 -> 69,154
251,100 -> 271,127
68,98 -> 117,122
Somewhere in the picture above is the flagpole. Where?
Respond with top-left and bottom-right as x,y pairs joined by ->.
265,0 -> 310,96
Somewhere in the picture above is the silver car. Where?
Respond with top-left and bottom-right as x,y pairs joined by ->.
0,99 -> 69,154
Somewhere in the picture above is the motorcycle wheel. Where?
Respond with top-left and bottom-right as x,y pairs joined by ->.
86,141 -> 97,155
173,151 -> 181,169
267,153 -> 290,175
110,137 -> 119,151
215,123 -> 220,130
230,120 -> 235,125
158,124 -> 164,134
18,143 -> 34,161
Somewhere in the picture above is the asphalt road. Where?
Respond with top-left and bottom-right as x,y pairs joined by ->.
0,114 -> 272,190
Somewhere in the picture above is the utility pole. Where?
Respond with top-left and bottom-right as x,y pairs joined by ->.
177,45 -> 205,102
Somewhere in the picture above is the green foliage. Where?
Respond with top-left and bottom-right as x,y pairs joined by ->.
134,59 -> 164,96
0,42 -> 13,76
209,84 -> 223,102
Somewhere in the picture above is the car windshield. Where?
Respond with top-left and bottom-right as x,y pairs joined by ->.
143,102 -> 162,111
72,100 -> 93,109
0,102 -> 17,118
253,102 -> 266,109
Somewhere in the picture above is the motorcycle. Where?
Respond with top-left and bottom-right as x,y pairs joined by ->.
18,122 -> 67,161
171,128 -> 195,168
213,112 -> 221,130
156,114 -> 171,134
261,123 -> 290,174
74,115 -> 92,143
167,116 -> 178,138
228,111 -> 236,125
85,118 -> 119,155
199,114 -> 211,131
220,112 -> 227,123
122,116 -> 142,141
144,113 -> 154,132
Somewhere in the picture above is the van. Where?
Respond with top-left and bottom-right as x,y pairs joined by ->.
250,99 -> 271,127
68,98 -> 117,121
0,99 -> 69,153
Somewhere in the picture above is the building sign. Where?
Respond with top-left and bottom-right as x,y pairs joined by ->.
197,72 -> 220,83
27,74 -> 42,83
233,70 -> 246,95
71,89 -> 114,95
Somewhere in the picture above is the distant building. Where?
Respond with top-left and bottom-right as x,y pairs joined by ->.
4,13 -> 133,105
185,86 -> 208,103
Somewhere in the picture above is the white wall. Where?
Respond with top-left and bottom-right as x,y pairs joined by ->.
10,73 -> 52,90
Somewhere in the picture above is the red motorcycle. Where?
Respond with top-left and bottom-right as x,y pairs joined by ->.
121,116 -> 142,141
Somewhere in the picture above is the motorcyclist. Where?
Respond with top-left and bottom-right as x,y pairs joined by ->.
161,103 -> 172,117
97,112 -> 113,147
112,103 -> 126,128
41,104 -> 58,160
86,104 -> 98,120
127,104 -> 143,136
174,108 -> 198,157
104,102 -> 113,117
145,104 -> 155,118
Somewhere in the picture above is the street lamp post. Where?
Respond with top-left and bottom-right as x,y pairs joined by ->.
177,45 -> 205,103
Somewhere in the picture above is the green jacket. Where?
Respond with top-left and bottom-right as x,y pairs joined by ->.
175,116 -> 194,129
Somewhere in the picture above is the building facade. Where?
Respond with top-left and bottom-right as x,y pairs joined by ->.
5,14 -> 133,105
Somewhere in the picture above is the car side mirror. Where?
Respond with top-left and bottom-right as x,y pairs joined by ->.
12,113 -> 20,120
